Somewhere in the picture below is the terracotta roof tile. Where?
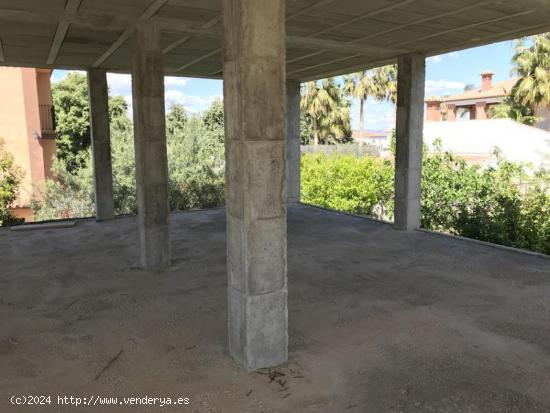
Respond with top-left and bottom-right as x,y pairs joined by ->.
443,78 -> 518,102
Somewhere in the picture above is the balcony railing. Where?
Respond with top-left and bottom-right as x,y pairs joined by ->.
39,104 -> 56,138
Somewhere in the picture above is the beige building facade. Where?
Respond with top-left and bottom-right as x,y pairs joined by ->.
0,67 -> 56,222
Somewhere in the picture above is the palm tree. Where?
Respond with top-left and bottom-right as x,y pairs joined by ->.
343,65 -> 397,141
301,81 -> 324,146
511,33 -> 550,111
490,96 -> 539,126
372,65 -> 398,104
301,78 -> 351,145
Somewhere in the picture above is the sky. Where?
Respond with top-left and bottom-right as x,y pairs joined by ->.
51,39 -> 519,132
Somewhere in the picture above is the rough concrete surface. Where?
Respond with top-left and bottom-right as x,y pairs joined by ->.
1,204 -> 550,412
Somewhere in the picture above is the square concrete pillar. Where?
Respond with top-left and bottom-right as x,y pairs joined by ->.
286,79 -> 301,203
88,68 -> 114,221
394,54 -> 425,231
130,21 -> 170,270
222,0 -> 288,370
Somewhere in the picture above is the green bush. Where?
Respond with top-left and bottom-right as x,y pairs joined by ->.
0,138 -> 24,226
300,148 -> 550,255
301,154 -> 393,218
32,102 -> 225,220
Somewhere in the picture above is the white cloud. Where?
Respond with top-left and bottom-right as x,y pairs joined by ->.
427,55 -> 443,64
165,77 -> 189,87
448,52 -> 460,59
166,92 -> 223,113
54,70 -> 220,115
425,80 -> 466,94
107,73 -> 132,96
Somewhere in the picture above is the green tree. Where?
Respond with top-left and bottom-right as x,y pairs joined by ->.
300,112 -> 314,145
343,65 -> 397,140
301,78 -> 351,145
202,98 -> 225,143
0,138 -> 24,226
301,153 -> 393,217
300,142 -> 550,255
168,109 -> 225,210
32,105 -> 137,220
52,72 -> 130,173
33,100 -> 226,220
511,33 -> 550,111
167,103 -> 188,136
489,96 -> 539,125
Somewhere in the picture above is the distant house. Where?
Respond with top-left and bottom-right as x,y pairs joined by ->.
424,119 -> 550,169
0,67 -> 56,222
425,72 -> 550,132
352,130 -> 392,149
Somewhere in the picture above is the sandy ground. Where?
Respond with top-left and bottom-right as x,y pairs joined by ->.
1,204 -> 550,412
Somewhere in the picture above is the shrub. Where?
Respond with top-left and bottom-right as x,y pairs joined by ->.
301,154 -> 393,218
33,102 -> 225,220
300,147 -> 550,255
0,138 -> 23,226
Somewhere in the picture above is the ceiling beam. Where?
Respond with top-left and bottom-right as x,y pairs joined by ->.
288,54 -> 362,77
287,0 -> 337,22
307,0 -> 418,38
353,0 -> 501,43
92,0 -> 168,68
531,0 -> 550,13
284,0 -> 513,69
175,48 -> 221,72
394,10 -> 536,47
0,8 -> 134,30
288,35 -> 410,56
162,16 -> 220,54
284,0 -> 418,66
46,0 -> 82,65
288,6 -> 542,76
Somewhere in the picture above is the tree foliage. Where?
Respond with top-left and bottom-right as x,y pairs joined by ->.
301,78 -> 352,145
33,100 -> 225,220
0,138 -> 23,226
492,33 -> 550,125
301,154 -> 394,217
511,33 -> 550,111
301,145 -> 550,255
343,65 -> 397,139
52,72 -> 129,173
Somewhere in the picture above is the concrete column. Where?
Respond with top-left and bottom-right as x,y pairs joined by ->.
130,21 -> 170,270
222,0 -> 287,370
286,79 -> 301,203
88,68 -> 114,221
394,54 -> 425,231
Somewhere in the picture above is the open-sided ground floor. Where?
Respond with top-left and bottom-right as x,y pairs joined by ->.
1,204 -> 550,412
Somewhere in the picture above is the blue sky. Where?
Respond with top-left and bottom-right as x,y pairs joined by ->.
52,39 -> 519,131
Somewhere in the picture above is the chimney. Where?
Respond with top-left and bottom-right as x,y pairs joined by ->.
425,97 -> 442,122
481,71 -> 494,92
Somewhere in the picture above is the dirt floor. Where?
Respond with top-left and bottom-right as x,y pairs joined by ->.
1,204 -> 550,412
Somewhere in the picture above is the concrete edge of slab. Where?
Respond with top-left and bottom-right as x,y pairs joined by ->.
299,202 -> 550,261
297,202 -> 393,225
10,221 -> 77,231
417,227 -> 550,261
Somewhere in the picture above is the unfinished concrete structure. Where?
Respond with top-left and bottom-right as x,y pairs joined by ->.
88,68 -> 115,222
1,0 -> 550,399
